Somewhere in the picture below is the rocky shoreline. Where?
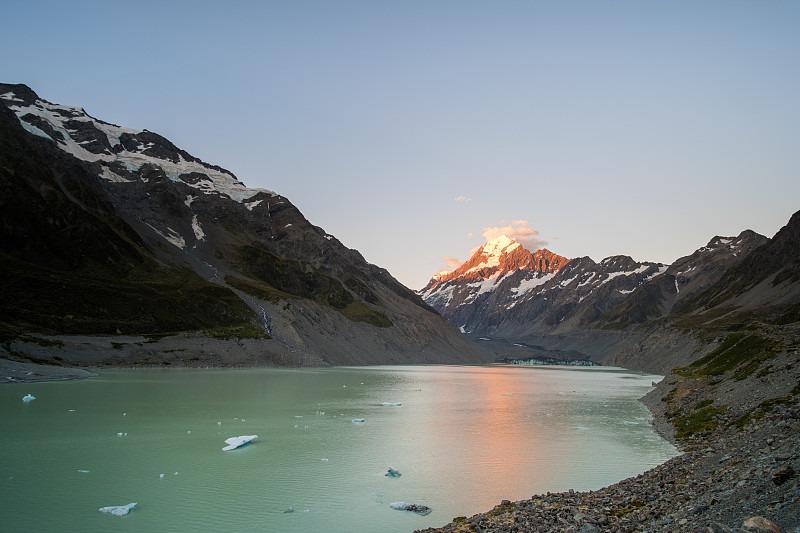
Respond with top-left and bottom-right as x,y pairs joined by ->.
415,350 -> 800,533
416,403 -> 799,533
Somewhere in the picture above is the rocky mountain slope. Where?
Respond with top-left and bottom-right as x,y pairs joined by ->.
419,236 -> 571,332
419,224 -> 785,372
419,236 -> 670,337
0,83 -> 484,367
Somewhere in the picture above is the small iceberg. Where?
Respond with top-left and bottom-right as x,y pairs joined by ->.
385,467 -> 402,478
222,435 -> 258,451
22,394 -> 35,402
390,502 -> 431,515
381,402 -> 401,406
351,419 -> 365,423
99,502 -> 136,516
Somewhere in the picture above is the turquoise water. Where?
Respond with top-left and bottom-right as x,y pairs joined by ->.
0,365 -> 677,532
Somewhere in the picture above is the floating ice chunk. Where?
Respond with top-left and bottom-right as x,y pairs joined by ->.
385,467 -> 402,478
22,394 -> 35,402
381,402 -> 401,406
222,435 -> 258,451
99,502 -> 136,516
390,502 -> 431,515
576,427 -> 586,431
77,470 -> 90,473
321,458 -> 329,462
284,507 -> 294,513
159,473 -> 164,479
623,421 -> 639,425
351,419 -> 365,423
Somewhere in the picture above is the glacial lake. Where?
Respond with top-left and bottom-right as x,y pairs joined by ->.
0,365 -> 677,532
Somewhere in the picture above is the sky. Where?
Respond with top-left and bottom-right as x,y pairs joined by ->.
3,1 -> 799,289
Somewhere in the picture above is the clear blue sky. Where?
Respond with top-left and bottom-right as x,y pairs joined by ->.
4,1 -> 799,289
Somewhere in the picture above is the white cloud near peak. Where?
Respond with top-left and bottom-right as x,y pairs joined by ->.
482,220 -> 547,249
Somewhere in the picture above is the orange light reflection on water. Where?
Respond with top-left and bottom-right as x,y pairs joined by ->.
411,366 -> 582,508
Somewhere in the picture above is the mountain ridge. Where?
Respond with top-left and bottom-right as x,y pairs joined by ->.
418,212 -> 800,376
0,83 -> 484,367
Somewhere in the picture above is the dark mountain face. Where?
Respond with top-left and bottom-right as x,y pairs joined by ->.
601,230 -> 770,328
0,83 -> 483,366
673,211 -> 800,325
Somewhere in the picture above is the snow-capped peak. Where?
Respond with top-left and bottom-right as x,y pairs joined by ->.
467,236 -> 522,273
481,235 -> 520,257
419,235 -> 571,298
1,86 -> 274,203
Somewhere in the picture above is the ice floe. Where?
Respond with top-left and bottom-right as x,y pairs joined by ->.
22,394 -> 35,402
222,435 -> 257,451
385,467 -> 402,478
381,402 -> 401,406
99,503 -> 136,516
390,502 -> 431,515
351,419 -> 365,423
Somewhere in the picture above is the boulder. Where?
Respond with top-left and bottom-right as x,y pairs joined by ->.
771,464 -> 795,485
743,516 -> 781,533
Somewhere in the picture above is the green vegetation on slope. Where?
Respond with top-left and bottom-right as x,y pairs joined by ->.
674,333 -> 783,381
668,399 -> 726,440
227,255 -> 393,328
0,255 -> 257,339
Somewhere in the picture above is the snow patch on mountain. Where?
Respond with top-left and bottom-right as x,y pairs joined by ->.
145,223 -> 186,249
512,273 -> 555,296
191,215 -> 205,241
600,264 -> 651,286
5,90 -> 275,203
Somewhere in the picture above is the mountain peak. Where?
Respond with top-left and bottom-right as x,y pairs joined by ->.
420,237 -> 570,293
483,234 -> 519,253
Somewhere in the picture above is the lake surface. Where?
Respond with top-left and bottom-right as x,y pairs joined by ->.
0,365 -> 677,532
